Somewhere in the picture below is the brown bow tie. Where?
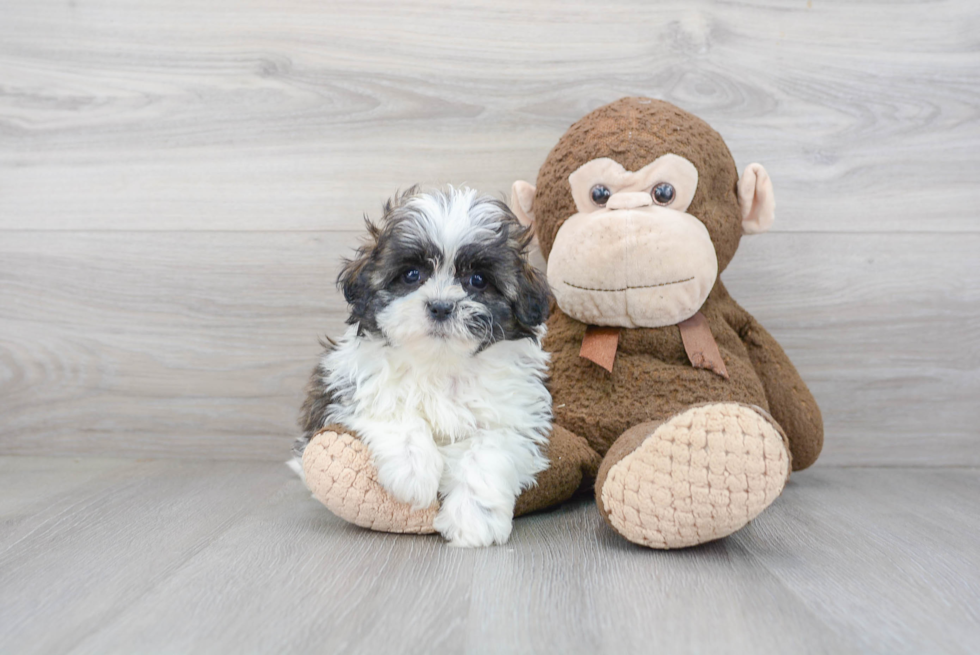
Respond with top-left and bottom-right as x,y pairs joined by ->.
579,311 -> 729,379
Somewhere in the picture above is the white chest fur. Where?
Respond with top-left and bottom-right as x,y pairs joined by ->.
321,327 -> 552,446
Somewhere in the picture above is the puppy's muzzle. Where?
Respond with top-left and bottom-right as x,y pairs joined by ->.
426,300 -> 456,322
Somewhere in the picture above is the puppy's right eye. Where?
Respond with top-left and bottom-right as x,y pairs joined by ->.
401,268 -> 421,284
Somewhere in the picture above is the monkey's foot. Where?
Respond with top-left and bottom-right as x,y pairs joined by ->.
595,403 -> 791,549
302,429 -> 437,534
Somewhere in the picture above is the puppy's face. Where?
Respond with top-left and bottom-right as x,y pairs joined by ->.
339,187 -> 551,351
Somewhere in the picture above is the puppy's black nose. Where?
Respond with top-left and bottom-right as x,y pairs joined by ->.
427,301 -> 455,322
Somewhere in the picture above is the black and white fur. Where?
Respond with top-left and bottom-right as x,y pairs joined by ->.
292,187 -> 553,547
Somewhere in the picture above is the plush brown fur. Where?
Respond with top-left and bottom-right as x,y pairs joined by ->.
514,424 -> 601,516
544,281 -> 823,468
511,98 -> 824,548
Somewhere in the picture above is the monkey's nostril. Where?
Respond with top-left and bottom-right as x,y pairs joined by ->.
427,301 -> 455,322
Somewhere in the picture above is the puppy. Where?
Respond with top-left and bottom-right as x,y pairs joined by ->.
292,186 -> 553,547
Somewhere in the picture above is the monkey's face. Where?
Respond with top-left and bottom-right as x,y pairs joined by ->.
546,155 -> 717,329
510,98 -> 778,330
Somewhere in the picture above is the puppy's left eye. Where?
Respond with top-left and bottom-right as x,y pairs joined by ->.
402,268 -> 421,284
466,272 -> 488,290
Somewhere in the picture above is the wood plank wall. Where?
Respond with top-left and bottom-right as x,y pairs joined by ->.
1,0 -> 977,464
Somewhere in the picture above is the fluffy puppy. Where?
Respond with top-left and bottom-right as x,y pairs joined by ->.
293,187 -> 553,547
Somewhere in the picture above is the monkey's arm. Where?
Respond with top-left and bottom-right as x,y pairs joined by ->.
730,305 -> 824,471
515,423 -> 601,515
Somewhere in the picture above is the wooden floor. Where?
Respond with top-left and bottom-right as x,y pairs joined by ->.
1,456 -> 977,654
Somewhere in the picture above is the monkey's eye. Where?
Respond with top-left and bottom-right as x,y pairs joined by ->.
590,184 -> 612,206
466,272 -> 488,290
401,268 -> 422,284
652,182 -> 676,205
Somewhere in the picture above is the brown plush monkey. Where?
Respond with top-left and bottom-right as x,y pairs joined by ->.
508,97 -> 823,548
301,98 -> 822,549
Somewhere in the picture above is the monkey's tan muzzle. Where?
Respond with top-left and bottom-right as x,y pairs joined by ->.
547,206 -> 718,329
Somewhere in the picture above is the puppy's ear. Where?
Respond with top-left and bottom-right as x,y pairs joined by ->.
338,254 -> 369,304
337,217 -> 379,321
512,260 -> 551,331
498,211 -> 551,332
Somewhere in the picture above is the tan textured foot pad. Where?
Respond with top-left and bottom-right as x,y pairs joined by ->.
302,430 -> 437,534
600,403 -> 790,549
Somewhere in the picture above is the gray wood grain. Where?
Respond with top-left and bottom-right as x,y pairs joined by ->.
0,457 -> 977,654
1,0 -> 978,464
0,458 -> 289,654
1,230 -> 977,464
0,456 -> 134,522
0,0 -> 978,233
741,468 -> 980,653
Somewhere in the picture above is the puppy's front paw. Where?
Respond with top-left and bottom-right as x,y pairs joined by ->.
434,493 -> 513,548
375,446 -> 443,510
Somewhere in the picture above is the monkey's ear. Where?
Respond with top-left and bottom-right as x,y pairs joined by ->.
510,181 -> 536,227
738,163 -> 775,235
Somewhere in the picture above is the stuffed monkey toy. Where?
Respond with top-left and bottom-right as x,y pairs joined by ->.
301,98 -> 823,548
